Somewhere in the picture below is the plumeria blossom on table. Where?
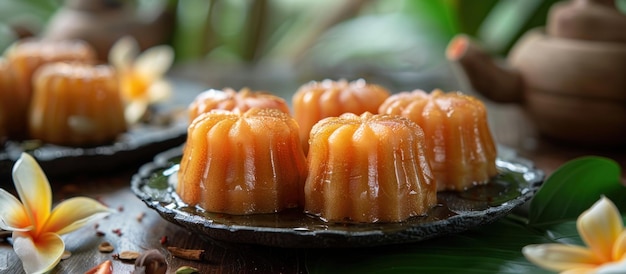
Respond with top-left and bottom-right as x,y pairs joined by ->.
0,153 -> 111,274
523,196 -> 626,273
108,36 -> 174,124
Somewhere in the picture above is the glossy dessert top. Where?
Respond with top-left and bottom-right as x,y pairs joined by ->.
188,88 -> 290,122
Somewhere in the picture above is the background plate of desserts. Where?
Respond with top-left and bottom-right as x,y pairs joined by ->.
0,39 -> 202,181
131,79 -> 544,247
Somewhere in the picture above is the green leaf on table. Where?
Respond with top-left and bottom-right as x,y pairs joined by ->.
528,156 -> 626,228
305,214 -> 626,273
540,220 -> 581,246
306,217 -> 551,274
539,215 -> 626,248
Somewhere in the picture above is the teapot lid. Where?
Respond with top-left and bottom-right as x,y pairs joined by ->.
547,0 -> 626,43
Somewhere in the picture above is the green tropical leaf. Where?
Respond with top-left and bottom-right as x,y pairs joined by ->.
528,156 -> 626,228
476,0 -> 558,54
304,214 -> 626,274
402,0 -> 459,39
540,220 -> 582,246
456,0 -> 498,36
305,217 -> 551,274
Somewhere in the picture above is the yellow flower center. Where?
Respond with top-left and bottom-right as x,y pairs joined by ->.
120,72 -> 150,100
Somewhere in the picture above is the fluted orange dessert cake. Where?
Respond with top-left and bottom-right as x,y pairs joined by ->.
28,62 -> 127,146
177,108 -> 307,215
292,79 -> 390,152
378,89 -> 497,191
0,59 -> 16,140
188,88 -> 291,122
304,112 -> 437,223
5,39 -> 97,138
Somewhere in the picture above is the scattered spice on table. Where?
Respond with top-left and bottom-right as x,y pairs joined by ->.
115,250 -> 141,261
112,228 -> 123,236
159,236 -> 167,245
136,212 -> 146,222
175,266 -> 200,274
98,242 -> 114,253
134,249 -> 167,274
167,247 -> 205,261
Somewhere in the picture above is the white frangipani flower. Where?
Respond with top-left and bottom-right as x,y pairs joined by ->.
0,153 -> 111,273
109,36 -> 174,124
523,197 -> 626,273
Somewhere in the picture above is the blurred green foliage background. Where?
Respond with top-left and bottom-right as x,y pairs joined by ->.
1,0 -> 625,92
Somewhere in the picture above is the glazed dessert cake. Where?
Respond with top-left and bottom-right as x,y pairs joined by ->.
6,38 -> 97,95
304,112 -> 437,223
0,59 -> 16,140
177,108 -> 307,215
188,88 -> 291,123
29,62 -> 127,146
3,39 -> 97,138
292,79 -> 390,152
379,89 -> 498,191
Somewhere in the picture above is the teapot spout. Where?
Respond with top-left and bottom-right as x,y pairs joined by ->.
447,35 -> 524,103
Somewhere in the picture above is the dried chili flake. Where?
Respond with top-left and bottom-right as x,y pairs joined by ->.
85,260 -> 113,274
112,228 -> 122,236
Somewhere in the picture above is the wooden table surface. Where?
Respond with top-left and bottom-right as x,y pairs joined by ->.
1,69 -> 625,274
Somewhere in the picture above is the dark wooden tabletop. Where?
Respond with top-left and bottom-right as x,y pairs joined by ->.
1,69 -> 625,274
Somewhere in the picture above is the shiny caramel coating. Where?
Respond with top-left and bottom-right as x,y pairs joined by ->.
177,108 -> 307,215
3,39 -> 97,138
305,112 -> 436,223
0,60 -> 17,140
29,62 -> 126,146
379,90 -> 498,191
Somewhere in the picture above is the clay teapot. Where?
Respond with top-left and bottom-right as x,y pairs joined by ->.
42,0 -> 174,62
447,0 -> 626,147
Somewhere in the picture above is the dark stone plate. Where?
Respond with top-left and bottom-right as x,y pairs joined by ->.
0,79 -> 204,183
131,145 -> 544,248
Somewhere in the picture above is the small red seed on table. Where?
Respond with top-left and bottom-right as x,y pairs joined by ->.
112,228 -> 122,236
